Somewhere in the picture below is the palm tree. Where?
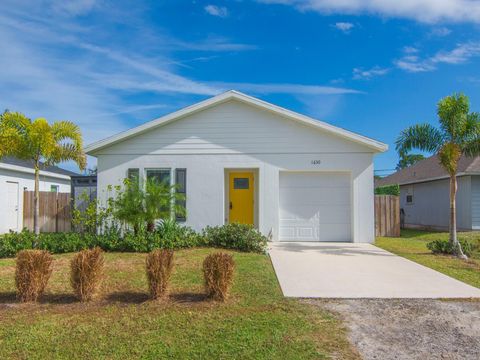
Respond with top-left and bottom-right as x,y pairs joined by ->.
0,111 -> 86,236
396,93 -> 480,259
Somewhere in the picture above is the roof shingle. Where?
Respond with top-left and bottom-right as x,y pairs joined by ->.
375,154 -> 480,187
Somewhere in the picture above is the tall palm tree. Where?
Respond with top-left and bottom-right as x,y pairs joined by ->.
396,93 -> 480,259
0,111 -> 86,235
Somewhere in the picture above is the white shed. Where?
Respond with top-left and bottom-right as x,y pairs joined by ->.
0,157 -> 75,234
85,91 -> 387,243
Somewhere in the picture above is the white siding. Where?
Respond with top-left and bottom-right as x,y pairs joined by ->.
0,169 -> 71,233
96,101 -> 370,156
95,99 -> 377,243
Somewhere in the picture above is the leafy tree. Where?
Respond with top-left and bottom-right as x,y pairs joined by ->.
145,179 -> 185,232
112,179 -> 145,234
396,93 -> 480,259
112,178 -> 186,233
0,111 -> 86,236
396,152 -> 425,170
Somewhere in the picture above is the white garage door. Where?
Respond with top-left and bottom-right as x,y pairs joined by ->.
279,172 -> 351,242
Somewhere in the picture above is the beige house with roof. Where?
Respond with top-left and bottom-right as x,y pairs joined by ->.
376,155 -> 480,231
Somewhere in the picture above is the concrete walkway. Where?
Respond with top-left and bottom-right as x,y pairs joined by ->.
269,242 -> 480,298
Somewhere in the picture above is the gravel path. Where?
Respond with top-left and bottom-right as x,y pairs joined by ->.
305,299 -> 480,360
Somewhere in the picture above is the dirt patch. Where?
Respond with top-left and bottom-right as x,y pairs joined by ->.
305,299 -> 480,360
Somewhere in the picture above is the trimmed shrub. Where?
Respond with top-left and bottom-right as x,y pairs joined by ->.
203,223 -> 268,253
145,249 -> 174,299
427,239 -> 473,257
70,247 -> 104,302
375,184 -> 400,196
203,252 -> 235,301
15,250 -> 53,302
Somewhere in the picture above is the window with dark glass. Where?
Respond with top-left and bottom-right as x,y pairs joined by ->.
406,195 -> 413,204
234,178 -> 249,189
175,168 -> 186,221
146,169 -> 171,185
127,168 -> 140,182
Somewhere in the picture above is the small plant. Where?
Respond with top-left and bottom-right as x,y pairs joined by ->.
145,249 -> 174,299
427,239 -> 473,257
15,250 -> 53,302
203,223 -> 268,253
203,252 -> 235,301
70,247 -> 105,302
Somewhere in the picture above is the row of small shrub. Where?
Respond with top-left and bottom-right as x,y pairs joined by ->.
0,222 -> 268,258
426,238 -> 474,257
16,248 -> 235,303
374,184 -> 400,196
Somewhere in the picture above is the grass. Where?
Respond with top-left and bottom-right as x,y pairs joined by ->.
376,229 -> 480,288
0,248 -> 359,359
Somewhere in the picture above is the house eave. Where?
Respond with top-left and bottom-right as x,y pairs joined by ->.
0,163 -> 72,180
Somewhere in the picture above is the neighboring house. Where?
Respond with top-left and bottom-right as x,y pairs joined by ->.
375,154 -> 480,231
85,91 -> 387,243
0,157 -> 77,234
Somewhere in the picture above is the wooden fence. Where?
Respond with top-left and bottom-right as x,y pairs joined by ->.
23,191 -> 71,233
374,195 -> 400,237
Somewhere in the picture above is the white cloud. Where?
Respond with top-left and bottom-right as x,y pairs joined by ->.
51,0 -> 97,16
172,36 -> 257,51
333,22 -> 354,33
395,42 -> 480,72
352,66 -> 389,80
210,82 -> 362,95
403,46 -> 419,54
205,5 -> 229,18
430,27 -> 451,37
258,0 -> 480,23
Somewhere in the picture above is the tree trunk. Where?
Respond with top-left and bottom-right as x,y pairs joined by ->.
147,221 -> 155,232
33,165 -> 40,243
449,174 -> 467,259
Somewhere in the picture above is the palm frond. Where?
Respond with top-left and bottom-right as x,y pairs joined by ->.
437,93 -> 469,142
395,123 -> 443,155
462,112 -> 480,141
51,121 -> 83,147
438,143 -> 461,175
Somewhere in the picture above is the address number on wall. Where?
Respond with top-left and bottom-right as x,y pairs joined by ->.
311,160 -> 322,165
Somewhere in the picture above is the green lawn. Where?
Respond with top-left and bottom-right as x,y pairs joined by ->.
0,249 -> 358,359
376,229 -> 480,288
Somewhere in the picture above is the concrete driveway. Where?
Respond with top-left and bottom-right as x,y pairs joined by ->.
269,242 -> 480,298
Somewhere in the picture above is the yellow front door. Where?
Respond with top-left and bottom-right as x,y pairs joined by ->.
229,172 -> 254,225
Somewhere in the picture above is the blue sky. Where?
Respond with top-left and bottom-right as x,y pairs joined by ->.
1,0 -> 480,173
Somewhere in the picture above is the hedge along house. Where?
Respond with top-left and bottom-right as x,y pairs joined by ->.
85,91 -> 387,243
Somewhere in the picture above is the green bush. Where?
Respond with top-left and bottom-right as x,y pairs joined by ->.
426,239 -> 473,257
375,184 -> 400,196
203,223 -> 268,253
0,222 -> 267,258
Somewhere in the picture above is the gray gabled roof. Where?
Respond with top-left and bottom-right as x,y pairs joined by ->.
0,156 -> 79,177
375,154 -> 480,187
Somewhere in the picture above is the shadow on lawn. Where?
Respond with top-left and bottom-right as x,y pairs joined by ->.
0,291 -> 211,305
106,291 -> 150,304
0,292 -> 77,304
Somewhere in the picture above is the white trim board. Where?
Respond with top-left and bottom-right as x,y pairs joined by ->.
84,90 -> 388,155
0,163 -> 72,180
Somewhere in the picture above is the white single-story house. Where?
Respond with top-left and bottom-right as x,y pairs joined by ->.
0,157 -> 76,234
85,91 -> 387,243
